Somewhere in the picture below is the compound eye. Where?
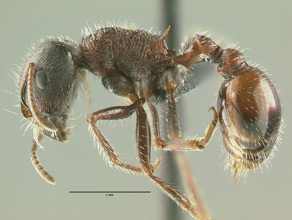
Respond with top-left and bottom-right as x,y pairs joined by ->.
35,70 -> 48,89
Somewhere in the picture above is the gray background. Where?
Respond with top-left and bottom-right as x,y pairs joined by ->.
0,0 -> 291,219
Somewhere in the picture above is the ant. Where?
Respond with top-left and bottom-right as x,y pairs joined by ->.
18,25 -> 282,220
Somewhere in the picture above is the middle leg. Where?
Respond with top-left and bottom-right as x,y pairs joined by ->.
135,104 -> 208,220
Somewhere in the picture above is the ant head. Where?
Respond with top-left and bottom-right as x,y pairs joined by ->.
19,38 -> 81,142
217,48 -> 249,78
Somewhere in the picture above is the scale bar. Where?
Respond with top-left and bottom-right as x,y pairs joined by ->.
69,191 -> 151,194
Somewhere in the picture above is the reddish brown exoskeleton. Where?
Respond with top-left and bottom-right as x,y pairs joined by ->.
18,25 -> 282,220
